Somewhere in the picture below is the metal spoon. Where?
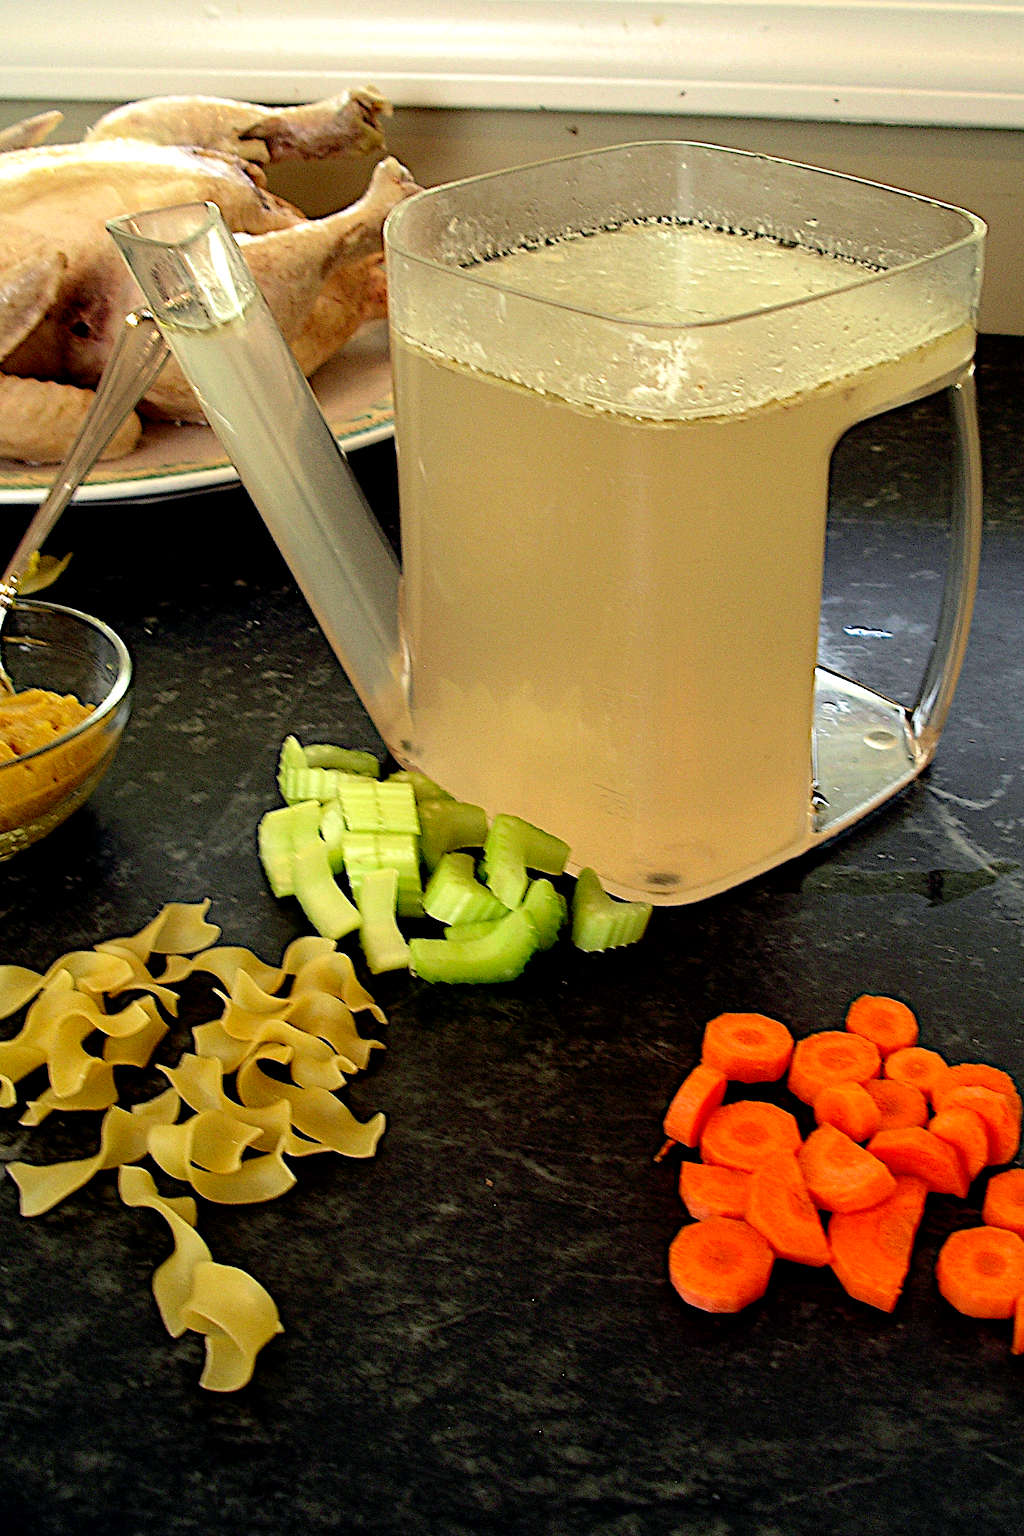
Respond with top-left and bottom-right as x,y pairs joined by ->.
0,309 -> 169,693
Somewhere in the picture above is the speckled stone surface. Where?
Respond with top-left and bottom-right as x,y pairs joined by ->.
0,336 -> 1021,1536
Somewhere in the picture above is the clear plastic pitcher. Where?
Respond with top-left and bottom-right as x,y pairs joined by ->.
384,142 -> 985,903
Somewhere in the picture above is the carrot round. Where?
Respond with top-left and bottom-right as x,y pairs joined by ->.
884,1045 -> 949,1103
866,1125 -> 968,1197
701,1012 -> 794,1084
931,1061 -> 1022,1115
1014,1292 -> 1024,1355
814,1080 -> 882,1142
929,1106 -> 990,1185
863,1077 -> 929,1131
936,1224 -> 1024,1319
745,1150 -> 830,1267
667,1216 -> 775,1313
797,1123 -> 897,1213
982,1168 -> 1024,1238
940,1084 -> 1022,1167
679,1161 -> 751,1221
660,1062 -> 728,1152
699,1099 -> 802,1173
845,994 -> 919,1057
788,1030 -> 881,1106
829,1175 -> 928,1312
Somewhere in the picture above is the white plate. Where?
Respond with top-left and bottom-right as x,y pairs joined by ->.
0,321 -> 394,505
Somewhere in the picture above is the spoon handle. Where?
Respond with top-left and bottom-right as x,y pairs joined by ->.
0,310 -> 170,609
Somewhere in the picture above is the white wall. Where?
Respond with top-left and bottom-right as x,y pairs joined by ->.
5,1 -> 1023,128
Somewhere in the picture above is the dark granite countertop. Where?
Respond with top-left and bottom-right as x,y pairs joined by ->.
0,335 -> 1022,1536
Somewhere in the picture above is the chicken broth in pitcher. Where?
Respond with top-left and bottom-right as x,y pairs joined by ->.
391,222 -> 974,903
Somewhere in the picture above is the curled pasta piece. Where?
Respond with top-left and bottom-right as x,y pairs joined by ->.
180,946 -> 288,995
284,989 -> 382,1072
290,949 -> 388,1022
118,1165 -> 210,1337
20,1060 -> 120,1125
42,950 -> 136,997
161,1054 -> 300,1155
237,1050 -> 386,1159
0,1074 -> 17,1107
0,963 -> 46,1020
103,997 -> 169,1068
181,1259 -> 284,1394
97,900 -> 221,960
8,1086 -> 180,1216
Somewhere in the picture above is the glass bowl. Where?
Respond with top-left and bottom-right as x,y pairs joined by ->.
0,600 -> 133,860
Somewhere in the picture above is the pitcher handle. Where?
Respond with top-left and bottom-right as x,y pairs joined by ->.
909,363 -> 984,764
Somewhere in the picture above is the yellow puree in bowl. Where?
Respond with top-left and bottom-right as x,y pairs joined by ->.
0,688 -> 98,831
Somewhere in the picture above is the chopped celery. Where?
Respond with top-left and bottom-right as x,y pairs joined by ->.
291,837 -> 362,940
444,918 -> 505,943
418,798 -> 489,871
571,867 -> 652,952
337,777 -> 420,835
522,878 -> 568,951
318,798 -> 348,874
277,735 -> 378,803
341,831 -> 423,917
387,769 -> 453,802
482,813 -> 570,910
302,744 -> 380,777
409,908 -> 539,985
257,799 -> 321,897
355,867 -> 411,974
423,851 -> 509,926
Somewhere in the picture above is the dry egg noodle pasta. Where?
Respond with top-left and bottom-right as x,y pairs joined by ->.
0,901 -> 388,1391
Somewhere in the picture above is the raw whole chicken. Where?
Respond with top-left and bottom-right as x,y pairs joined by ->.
0,89 -> 420,462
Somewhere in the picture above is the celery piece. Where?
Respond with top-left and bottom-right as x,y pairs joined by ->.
318,798 -> 348,874
355,867 -> 411,974
302,744 -> 380,777
423,851 -> 509,926
443,919 -> 505,943
409,908 -> 539,985
337,777 -> 420,835
257,799 -> 322,897
277,735 -> 376,804
341,830 -> 423,917
387,769 -> 453,803
481,813 -> 570,910
418,799 -> 489,871
292,836 -> 361,940
571,867 -> 652,952
522,877 -> 568,951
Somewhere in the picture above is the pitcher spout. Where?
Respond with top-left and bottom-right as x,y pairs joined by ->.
106,199 -> 410,747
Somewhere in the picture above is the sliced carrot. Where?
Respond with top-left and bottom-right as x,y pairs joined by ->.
829,1175 -> 928,1312
667,1216 -> 775,1313
867,1125 -> 968,1197
845,994 -> 919,1057
929,1106 -> 990,1185
931,1061 -> 1023,1114
863,1077 -> 929,1131
982,1168 -> 1024,1238
936,1224 -> 1024,1319
797,1122 -> 897,1213
679,1161 -> 751,1221
940,1084 -> 1022,1167
701,1011 -> 795,1084
659,1062 -> 728,1153
745,1150 -> 831,1267
814,1080 -> 882,1142
1014,1291 -> 1024,1355
884,1045 -> 949,1103
699,1099 -> 802,1173
788,1030 -> 881,1106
